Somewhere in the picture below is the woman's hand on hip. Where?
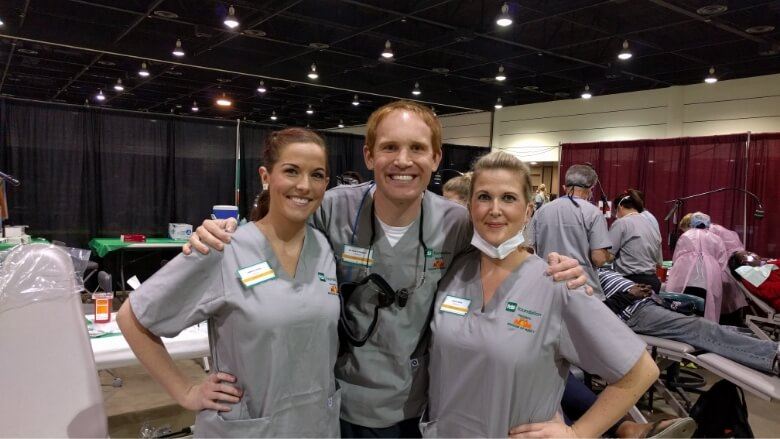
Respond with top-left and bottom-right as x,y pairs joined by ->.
509,413 -> 579,438
179,372 -> 243,412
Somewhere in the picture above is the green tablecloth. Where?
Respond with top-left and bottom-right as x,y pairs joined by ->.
88,238 -> 188,258
0,238 -> 50,251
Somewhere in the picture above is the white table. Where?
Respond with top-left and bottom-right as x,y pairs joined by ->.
88,315 -> 210,370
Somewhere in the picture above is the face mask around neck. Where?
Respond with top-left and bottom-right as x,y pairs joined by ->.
470,225 -> 526,260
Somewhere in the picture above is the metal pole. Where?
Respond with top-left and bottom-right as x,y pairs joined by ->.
743,131 -> 750,246
235,119 -> 241,207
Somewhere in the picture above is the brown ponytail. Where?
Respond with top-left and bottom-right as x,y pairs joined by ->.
613,189 -> 645,213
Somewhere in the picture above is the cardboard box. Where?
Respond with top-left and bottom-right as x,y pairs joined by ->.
168,223 -> 193,240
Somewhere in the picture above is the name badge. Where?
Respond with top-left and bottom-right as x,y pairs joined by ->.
342,244 -> 374,267
440,295 -> 471,316
237,261 -> 276,287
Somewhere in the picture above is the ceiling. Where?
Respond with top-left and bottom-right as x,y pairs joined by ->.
0,0 -> 779,129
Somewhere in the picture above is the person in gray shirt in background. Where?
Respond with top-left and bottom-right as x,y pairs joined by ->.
529,164 -> 613,298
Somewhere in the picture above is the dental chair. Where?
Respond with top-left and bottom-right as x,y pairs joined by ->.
640,334 -> 780,417
727,271 -> 780,341
0,244 -> 108,437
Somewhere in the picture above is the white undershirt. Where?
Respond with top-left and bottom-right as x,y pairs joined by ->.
376,216 -> 414,247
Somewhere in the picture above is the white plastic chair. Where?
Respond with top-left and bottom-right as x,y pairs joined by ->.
0,244 -> 108,437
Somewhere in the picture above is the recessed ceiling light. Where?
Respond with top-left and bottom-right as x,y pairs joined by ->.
495,65 -> 506,81
704,66 -> 718,84
617,40 -> 632,60
138,62 -> 150,77
308,63 -> 319,79
153,10 -> 179,19
216,93 -> 232,107
581,84 -> 592,99
381,40 -> 394,59
432,67 -> 450,74
17,48 -> 38,55
745,25 -> 775,34
243,29 -> 267,37
696,4 -> 727,15
308,42 -> 330,49
114,78 -> 124,91
97,60 -> 116,66
412,82 -> 421,96
496,2 -> 513,27
224,5 -> 239,29
172,38 -> 185,57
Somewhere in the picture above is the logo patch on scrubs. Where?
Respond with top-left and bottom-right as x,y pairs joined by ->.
237,261 -> 276,287
342,244 -> 374,267
440,295 -> 470,316
318,272 -> 326,281
425,249 -> 449,270
329,284 -> 339,295
505,301 -> 518,312
507,306 -> 542,333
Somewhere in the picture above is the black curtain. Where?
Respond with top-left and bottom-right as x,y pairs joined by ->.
0,99 -> 485,248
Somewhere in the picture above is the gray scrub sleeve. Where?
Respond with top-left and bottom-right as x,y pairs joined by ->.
587,209 -> 612,251
129,250 -> 226,338
558,287 -> 646,383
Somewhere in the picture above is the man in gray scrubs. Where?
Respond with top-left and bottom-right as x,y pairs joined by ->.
530,164 -> 612,298
186,101 -> 588,437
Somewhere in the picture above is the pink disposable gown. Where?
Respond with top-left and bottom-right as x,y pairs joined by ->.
709,224 -> 748,313
665,229 -> 728,321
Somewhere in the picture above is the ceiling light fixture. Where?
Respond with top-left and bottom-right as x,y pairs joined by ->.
704,66 -> 718,84
257,81 -> 267,93
172,38 -> 185,57
0,18 -> 4,26
307,63 -> 319,79
412,82 -> 421,96
216,93 -> 232,107
496,2 -> 513,27
495,65 -> 506,81
352,94 -> 360,106
191,100 -> 199,112
270,111 -> 278,121
95,89 -> 106,101
338,119 -> 345,128
306,104 -> 314,115
138,62 -> 150,77
618,40 -> 632,60
224,5 -> 239,29
114,78 -> 124,91
494,97 -> 503,109
581,84 -> 592,99
381,40 -> 394,59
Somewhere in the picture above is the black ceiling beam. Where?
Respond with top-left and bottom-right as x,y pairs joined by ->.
113,0 -> 165,44
0,0 -> 30,94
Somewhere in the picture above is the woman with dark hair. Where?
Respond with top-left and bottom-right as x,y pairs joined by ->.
609,190 -> 663,293
117,128 -> 341,437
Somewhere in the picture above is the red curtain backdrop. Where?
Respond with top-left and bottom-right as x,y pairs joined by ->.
561,133 -> 777,259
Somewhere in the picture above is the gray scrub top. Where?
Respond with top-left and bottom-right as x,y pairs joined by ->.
609,213 -> 662,276
424,250 -> 646,438
530,196 -> 612,299
130,223 -> 341,437
313,182 -> 472,428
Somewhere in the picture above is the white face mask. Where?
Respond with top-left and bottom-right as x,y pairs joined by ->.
470,225 -> 526,260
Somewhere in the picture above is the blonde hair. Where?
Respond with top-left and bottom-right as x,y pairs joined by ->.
470,151 -> 532,205
537,183 -> 546,193
679,212 -> 704,232
365,100 -> 442,155
442,173 -> 472,201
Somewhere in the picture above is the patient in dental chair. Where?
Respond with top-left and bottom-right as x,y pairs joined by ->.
598,267 -> 780,377
729,251 -> 780,312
